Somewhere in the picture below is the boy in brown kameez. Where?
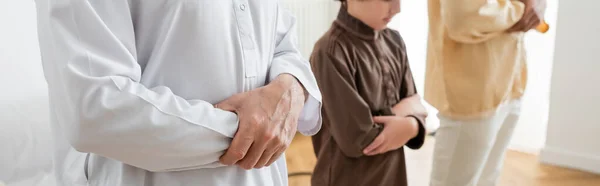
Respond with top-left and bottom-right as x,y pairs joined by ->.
310,0 -> 428,186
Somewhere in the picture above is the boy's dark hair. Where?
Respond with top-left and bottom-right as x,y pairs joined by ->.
335,0 -> 347,5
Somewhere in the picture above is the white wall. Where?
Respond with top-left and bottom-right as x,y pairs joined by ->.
0,1 -> 55,185
388,0 -> 429,95
508,0 -> 560,154
281,0 -> 339,58
540,0 -> 600,174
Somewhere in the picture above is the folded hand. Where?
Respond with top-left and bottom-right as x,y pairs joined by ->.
363,116 -> 419,156
215,74 -> 306,169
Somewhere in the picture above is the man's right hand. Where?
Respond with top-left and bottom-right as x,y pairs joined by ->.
214,74 -> 306,170
507,0 -> 546,32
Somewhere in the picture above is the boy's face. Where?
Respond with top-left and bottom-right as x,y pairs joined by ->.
347,0 -> 401,30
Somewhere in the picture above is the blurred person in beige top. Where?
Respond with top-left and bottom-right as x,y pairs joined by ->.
425,0 -> 546,185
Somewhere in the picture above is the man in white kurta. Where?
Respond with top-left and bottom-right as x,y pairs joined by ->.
34,0 -> 322,186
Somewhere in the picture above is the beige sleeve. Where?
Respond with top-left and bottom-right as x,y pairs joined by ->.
441,0 -> 526,43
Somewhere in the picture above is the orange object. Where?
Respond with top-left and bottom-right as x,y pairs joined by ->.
536,20 -> 550,33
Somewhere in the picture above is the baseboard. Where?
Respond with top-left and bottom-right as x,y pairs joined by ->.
508,143 -> 541,155
540,146 -> 600,174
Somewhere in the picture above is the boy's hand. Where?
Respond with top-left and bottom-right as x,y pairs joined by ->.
363,116 -> 419,156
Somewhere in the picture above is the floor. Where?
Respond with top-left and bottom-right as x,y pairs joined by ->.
285,134 -> 600,186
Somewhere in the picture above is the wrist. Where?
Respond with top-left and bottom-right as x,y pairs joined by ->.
272,74 -> 307,101
405,116 -> 419,139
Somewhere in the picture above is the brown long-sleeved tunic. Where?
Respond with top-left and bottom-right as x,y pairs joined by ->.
309,7 -> 426,186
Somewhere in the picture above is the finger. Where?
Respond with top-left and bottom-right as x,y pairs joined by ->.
522,13 -> 539,30
215,93 -> 245,112
254,137 -> 281,168
506,23 -> 520,32
236,124 -> 270,169
254,142 -> 278,168
215,102 -> 237,112
253,150 -> 275,169
506,26 -> 518,33
265,146 -> 285,167
530,18 -> 542,30
219,128 -> 254,165
364,134 -> 385,155
373,116 -> 395,124
370,144 -> 389,156
263,120 -> 294,167
236,141 -> 268,170
527,12 -> 541,29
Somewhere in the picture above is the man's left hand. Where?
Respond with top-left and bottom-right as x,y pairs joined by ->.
508,0 -> 545,32
215,74 -> 306,169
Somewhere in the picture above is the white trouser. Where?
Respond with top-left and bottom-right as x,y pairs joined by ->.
430,99 -> 521,186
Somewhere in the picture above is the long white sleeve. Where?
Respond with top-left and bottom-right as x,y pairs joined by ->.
268,4 -> 323,136
36,0 -> 238,172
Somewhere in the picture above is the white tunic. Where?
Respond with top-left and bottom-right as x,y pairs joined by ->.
34,0 -> 322,185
